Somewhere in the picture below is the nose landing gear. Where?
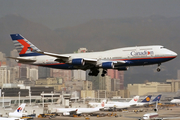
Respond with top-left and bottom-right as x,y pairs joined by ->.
157,63 -> 161,72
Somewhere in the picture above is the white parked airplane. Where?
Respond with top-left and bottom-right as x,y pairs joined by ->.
140,112 -> 180,120
170,99 -> 180,104
9,34 -> 177,76
0,103 -> 26,120
104,96 -> 139,110
54,100 -> 104,116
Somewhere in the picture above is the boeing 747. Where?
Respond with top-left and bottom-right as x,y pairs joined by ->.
9,34 -> 177,76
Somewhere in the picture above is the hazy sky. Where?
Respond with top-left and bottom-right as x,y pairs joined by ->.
1,0 -> 180,29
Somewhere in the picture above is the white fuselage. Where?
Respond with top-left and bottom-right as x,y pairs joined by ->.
21,45 -> 177,70
55,107 -> 100,115
170,99 -> 180,103
143,112 -> 159,120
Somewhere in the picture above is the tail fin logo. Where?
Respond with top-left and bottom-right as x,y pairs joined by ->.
101,102 -> 105,107
134,98 -> 138,102
17,40 -> 33,54
146,97 -> 150,102
17,107 -> 22,112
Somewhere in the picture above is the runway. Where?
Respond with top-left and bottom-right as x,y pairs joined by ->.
33,106 -> 180,120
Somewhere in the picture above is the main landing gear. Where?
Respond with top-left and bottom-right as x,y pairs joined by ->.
88,69 -> 99,76
88,69 -> 107,77
157,63 -> 161,72
101,69 -> 107,77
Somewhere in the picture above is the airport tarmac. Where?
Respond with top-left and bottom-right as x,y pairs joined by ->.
33,106 -> 180,120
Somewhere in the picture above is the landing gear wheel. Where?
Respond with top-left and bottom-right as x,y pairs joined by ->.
101,69 -> 107,77
157,68 -> 161,72
101,74 -> 105,77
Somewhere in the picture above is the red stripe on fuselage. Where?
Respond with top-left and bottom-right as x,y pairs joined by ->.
38,63 -> 65,66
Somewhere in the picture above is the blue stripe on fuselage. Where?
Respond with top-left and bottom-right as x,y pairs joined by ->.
122,57 -> 175,66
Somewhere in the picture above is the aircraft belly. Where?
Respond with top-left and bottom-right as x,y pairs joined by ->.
117,57 -> 175,67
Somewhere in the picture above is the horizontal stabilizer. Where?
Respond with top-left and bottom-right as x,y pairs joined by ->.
7,57 -> 36,62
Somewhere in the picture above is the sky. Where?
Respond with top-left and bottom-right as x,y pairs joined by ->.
1,0 -> 180,29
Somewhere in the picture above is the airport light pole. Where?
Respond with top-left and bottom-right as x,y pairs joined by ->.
42,91 -> 44,108
2,92 -> 4,108
51,91 -> 53,104
18,92 -> 21,106
29,91 -> 31,106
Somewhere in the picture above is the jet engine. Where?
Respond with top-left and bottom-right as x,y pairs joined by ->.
63,112 -> 70,116
101,62 -> 114,69
71,58 -> 85,65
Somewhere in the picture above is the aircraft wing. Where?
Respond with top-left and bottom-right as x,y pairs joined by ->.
7,57 -> 36,62
38,51 -> 98,64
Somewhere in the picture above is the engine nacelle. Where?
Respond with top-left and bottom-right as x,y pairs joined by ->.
101,62 -> 114,69
154,108 -> 158,112
63,112 -> 70,116
117,67 -> 129,71
71,58 -> 85,65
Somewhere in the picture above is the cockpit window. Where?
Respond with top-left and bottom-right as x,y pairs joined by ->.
160,46 -> 165,49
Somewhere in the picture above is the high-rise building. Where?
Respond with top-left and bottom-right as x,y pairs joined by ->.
51,69 -> 72,81
9,66 -> 19,83
107,70 -> 124,90
19,67 -> 28,79
38,66 -> 51,78
10,49 -> 19,67
177,70 -> 180,79
0,66 -> 10,87
30,68 -> 38,81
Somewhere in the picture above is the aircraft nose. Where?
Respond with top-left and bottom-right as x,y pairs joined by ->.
171,51 -> 178,57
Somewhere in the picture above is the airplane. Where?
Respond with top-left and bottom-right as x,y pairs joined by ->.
170,98 -> 180,104
9,34 -> 177,77
135,95 -> 152,107
103,96 -> 139,110
0,103 -> 26,120
127,100 -> 180,120
54,101 -> 104,116
149,94 -> 162,105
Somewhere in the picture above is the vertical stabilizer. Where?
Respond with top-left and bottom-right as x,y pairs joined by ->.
152,95 -> 162,102
141,95 -> 152,103
129,96 -> 139,103
9,103 -> 26,118
10,34 -> 42,57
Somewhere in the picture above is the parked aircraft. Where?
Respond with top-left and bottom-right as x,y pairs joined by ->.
0,118 -> 24,120
136,95 -> 152,106
128,100 -> 180,120
0,103 -> 26,120
170,98 -> 180,104
104,96 -> 139,110
149,95 -> 162,105
55,101 -> 104,116
140,112 -> 180,120
9,34 -> 177,77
